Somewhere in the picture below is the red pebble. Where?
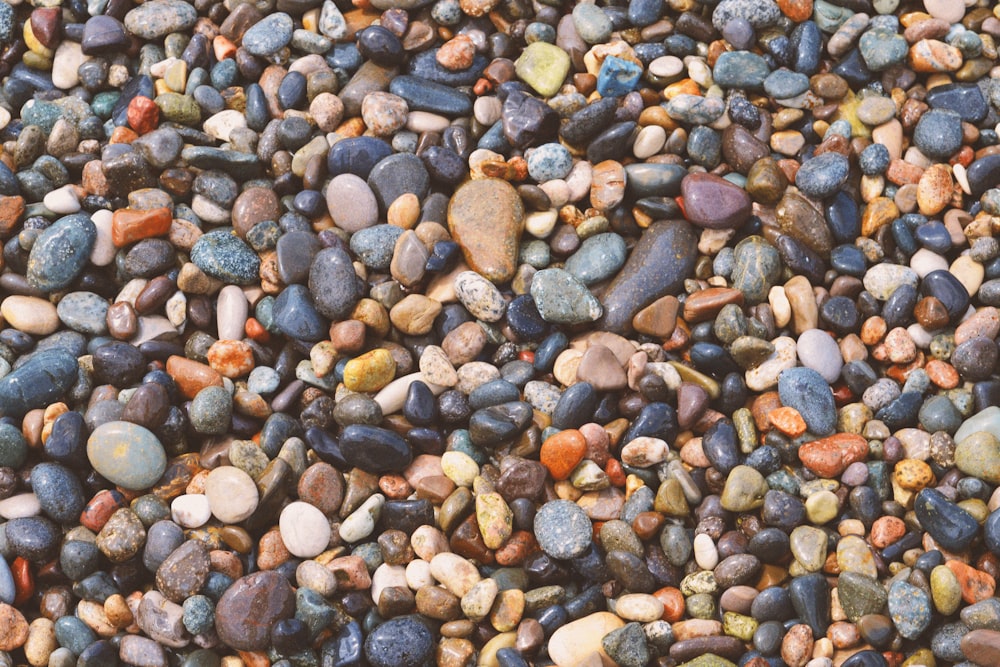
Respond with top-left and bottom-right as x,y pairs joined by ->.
127,96 -> 160,135
11,557 -> 33,606
80,489 -> 128,533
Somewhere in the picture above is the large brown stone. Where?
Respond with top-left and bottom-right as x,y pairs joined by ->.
448,179 -> 524,284
214,571 -> 295,651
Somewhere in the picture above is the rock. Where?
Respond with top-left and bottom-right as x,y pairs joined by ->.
214,571 -> 295,651
534,499 -> 593,559
599,220 -> 698,334
27,213 -> 97,292
448,179 -> 524,283
778,367 -> 837,435
548,612 -> 625,667
531,269 -> 602,325
86,422 -> 166,491
681,173 -> 752,230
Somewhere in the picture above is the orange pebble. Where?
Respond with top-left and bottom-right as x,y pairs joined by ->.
654,587 -> 685,622
539,430 -> 587,481
925,359 -> 959,388
946,560 -> 996,604
11,557 -> 33,606
768,406 -> 807,437
870,516 -> 906,549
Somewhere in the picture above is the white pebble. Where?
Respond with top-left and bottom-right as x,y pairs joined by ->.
89,210 -> 116,267
279,501 -> 332,558
216,285 -> 249,341
0,493 -> 40,519
338,493 -> 384,543
171,494 -> 211,528
43,185 -> 80,215
693,533 -> 719,570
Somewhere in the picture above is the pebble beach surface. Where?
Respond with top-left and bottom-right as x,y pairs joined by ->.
2,0 -> 1000,666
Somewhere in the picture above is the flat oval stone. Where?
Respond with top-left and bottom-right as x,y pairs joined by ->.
190,230 -> 260,285
326,174 -> 378,233
308,247 -> 365,321
534,499 -> 592,559
795,152 -> 849,199
30,463 -> 85,525
27,213 -> 97,292
56,292 -> 109,335
340,425 -> 413,473
364,617 -> 434,667
123,0 -> 197,39
599,220 -> 698,334
778,367 -> 837,436
87,422 -> 167,491
681,173 -> 751,229
0,350 -> 78,419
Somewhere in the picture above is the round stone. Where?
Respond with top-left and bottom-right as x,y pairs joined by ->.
86,422 -> 167,491
204,466 -> 259,524
278,501 -> 332,558
534,499 -> 593,559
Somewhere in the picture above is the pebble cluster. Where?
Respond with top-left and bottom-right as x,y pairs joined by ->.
3,0 -> 1000,665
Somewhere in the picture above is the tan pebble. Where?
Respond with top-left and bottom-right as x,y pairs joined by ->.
23,618 -> 55,667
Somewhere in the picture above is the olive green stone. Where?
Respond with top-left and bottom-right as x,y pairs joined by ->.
514,42 -> 571,97
790,526 -> 827,572
654,478 -> 690,517
722,612 -> 757,641
678,656 -> 736,667
720,466 -> 769,512
837,572 -> 888,622
599,520 -> 644,558
685,593 -> 716,620
155,93 -> 202,125
930,564 -> 962,616
730,336 -> 775,370
733,408 -> 758,453
680,571 -> 717,596
954,431 -> 1000,484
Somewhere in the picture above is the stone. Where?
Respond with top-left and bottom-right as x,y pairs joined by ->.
214,571 -> 295,651
87,422 -> 166,491
448,179 -> 524,283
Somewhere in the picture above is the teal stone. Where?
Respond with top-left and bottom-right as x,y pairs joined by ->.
155,93 -> 202,125
530,268 -> 603,324
91,92 -> 120,120
0,423 -> 26,468
182,595 -> 216,635
191,229 -> 261,285
188,386 -> 233,435
0,349 -> 79,418
763,69 -> 810,99
54,616 -> 97,656
27,213 -> 97,292
859,29 -> 908,72
571,3 -> 612,44
813,0 -> 855,32
564,233 -> 627,286
56,292 -> 109,336
86,421 -> 167,490
888,580 -> 932,640
21,102 -> 63,134
731,236 -> 782,305
713,51 -> 770,90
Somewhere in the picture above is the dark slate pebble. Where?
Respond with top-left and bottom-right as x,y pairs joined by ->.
340,425 -> 413,473
926,82 -> 988,123
30,463 -> 85,525
364,617 -> 434,667
702,419 -> 740,475
914,488 -> 980,552
367,153 -> 429,210
308,246 -> 365,320
0,349 -> 78,418
551,381 -> 597,429
794,152 -> 849,199
951,337 -> 999,382
789,572 -> 830,637
920,269 -> 970,323
469,401 -> 533,448
92,341 -> 146,386
190,229 -> 261,285
273,284 -> 327,342
408,49 -> 487,87
913,109 -> 963,160
27,213 -> 97,292
777,367 -> 836,435
5,516 -> 61,562
389,75 -> 472,116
